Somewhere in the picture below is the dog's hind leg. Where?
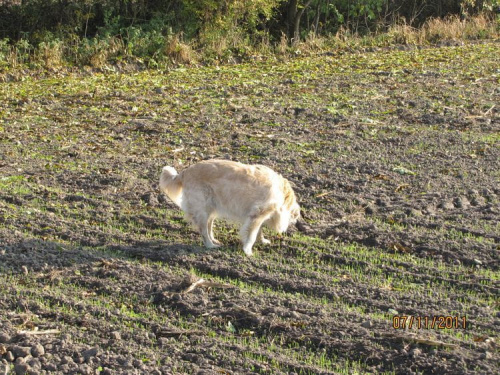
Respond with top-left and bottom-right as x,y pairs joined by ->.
208,215 -> 221,246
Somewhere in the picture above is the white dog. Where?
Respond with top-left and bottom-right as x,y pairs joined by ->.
159,159 -> 300,256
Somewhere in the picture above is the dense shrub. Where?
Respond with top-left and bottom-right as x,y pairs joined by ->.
0,0 -> 498,68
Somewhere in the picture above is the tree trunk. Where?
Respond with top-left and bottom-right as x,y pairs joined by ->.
293,0 -> 313,43
287,0 -> 298,39
314,0 -> 322,34
324,0 -> 330,30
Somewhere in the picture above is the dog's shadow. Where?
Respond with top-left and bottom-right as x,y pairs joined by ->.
108,237 -> 247,264
0,236 -> 246,278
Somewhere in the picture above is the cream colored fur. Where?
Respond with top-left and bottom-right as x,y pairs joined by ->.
159,159 -> 300,256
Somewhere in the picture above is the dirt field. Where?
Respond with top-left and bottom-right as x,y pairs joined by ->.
0,41 -> 499,374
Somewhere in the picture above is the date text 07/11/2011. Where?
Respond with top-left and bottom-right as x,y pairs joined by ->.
392,315 -> 467,330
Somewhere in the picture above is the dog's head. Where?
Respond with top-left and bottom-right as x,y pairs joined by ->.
290,202 -> 301,224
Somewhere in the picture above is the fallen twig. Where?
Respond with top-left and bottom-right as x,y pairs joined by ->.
18,329 -> 61,336
315,191 -> 334,198
380,332 -> 458,348
155,329 -> 204,337
183,278 -> 233,294
483,104 -> 495,116
172,146 -> 185,153
183,278 -> 207,294
411,337 -> 458,348
395,184 -> 410,192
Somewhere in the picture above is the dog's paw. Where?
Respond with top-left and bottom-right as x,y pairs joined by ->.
260,237 -> 271,244
242,246 -> 253,256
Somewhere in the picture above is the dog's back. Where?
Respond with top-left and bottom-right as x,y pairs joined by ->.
180,160 -> 279,220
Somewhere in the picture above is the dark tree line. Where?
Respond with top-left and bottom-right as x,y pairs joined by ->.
0,1 -> 497,44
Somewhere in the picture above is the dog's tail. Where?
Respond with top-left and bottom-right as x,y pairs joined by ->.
159,166 -> 183,207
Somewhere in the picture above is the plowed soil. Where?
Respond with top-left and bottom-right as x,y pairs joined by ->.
0,42 -> 499,374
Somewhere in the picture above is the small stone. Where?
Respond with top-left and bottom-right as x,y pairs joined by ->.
21,266 -> 28,275
81,347 -> 98,361
118,357 -> 132,367
361,320 -> 374,328
6,351 -> 15,362
406,208 -> 422,217
409,348 -> 422,358
31,344 -> 45,357
11,346 -> 31,358
79,364 -> 93,375
364,204 -> 376,215
439,200 -> 455,210
480,351 -> 493,360
474,259 -> 483,265
59,364 -> 71,373
0,332 -> 10,343
424,205 -> 437,215
141,192 -> 159,207
61,355 -> 74,365
111,331 -> 121,340
157,337 -> 169,348
60,333 -> 72,342
481,188 -> 492,196
470,196 -> 486,206
75,356 -> 84,364
44,363 -> 58,371
359,327 -> 370,336
14,362 -> 29,375
27,357 -> 41,370
454,196 -> 470,209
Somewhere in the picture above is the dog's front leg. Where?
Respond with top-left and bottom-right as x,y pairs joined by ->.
258,228 -> 271,244
240,214 -> 270,256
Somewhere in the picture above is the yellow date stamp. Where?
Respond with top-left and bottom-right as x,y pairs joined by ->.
392,315 -> 467,330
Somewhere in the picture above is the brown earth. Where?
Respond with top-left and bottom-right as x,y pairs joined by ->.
0,42 -> 499,374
